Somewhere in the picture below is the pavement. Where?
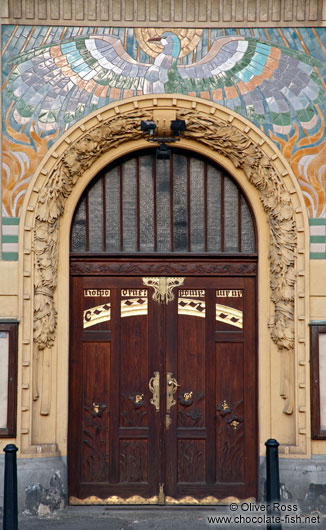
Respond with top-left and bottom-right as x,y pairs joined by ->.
18,506 -> 326,530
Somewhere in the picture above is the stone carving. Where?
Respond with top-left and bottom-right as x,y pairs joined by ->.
178,109 -> 296,413
32,104 -> 296,415
32,109 -> 152,414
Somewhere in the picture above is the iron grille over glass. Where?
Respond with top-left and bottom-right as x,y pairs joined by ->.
70,150 -> 256,254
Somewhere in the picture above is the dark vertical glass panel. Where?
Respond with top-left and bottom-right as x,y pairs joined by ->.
241,196 -> 256,252
71,196 -> 87,252
105,165 -> 120,252
71,150 -> 256,255
88,177 -> 103,252
224,177 -> 239,252
139,154 -> 155,252
122,159 -> 137,252
156,158 -> 171,252
190,158 -> 205,252
173,154 -> 188,252
207,165 -> 222,252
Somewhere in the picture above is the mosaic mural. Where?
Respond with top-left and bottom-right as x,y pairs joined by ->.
2,26 -> 326,259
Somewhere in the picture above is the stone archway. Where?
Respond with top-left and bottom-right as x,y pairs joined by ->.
18,95 -> 310,459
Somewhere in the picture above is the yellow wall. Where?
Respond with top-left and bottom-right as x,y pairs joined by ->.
310,261 -> 326,455
0,95 -> 321,463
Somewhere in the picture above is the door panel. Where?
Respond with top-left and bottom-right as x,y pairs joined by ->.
69,277 -> 160,502
164,277 -> 256,502
81,341 -> 111,483
69,272 -> 257,503
215,342 -> 244,483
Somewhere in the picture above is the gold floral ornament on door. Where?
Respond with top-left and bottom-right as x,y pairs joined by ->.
142,277 -> 185,304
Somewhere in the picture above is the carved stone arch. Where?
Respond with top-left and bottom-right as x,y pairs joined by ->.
18,95 -> 310,457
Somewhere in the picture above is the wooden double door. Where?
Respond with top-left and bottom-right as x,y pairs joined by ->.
69,268 -> 257,504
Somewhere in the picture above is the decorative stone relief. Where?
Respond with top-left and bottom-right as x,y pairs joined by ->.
178,108 -> 296,413
32,102 -> 296,416
1,0 -> 324,25
32,109 -> 152,414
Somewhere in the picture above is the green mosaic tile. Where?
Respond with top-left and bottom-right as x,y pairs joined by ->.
280,46 -> 323,68
228,45 -> 256,75
270,111 -> 291,126
2,217 -> 20,225
16,98 -> 35,118
310,70 -> 324,85
2,235 -> 19,243
297,106 -> 315,124
311,235 -> 326,243
246,106 -> 267,124
2,253 -> 18,261
309,218 -> 326,225
76,38 -> 98,68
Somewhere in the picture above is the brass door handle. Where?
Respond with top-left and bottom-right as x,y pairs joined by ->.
166,372 -> 180,429
149,371 -> 160,412
166,373 -> 180,412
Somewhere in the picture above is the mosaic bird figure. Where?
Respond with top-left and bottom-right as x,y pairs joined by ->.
172,34 -> 325,135
5,31 -> 324,135
143,32 -> 181,94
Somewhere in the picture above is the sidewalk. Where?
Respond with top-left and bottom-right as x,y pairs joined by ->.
19,506 -> 326,530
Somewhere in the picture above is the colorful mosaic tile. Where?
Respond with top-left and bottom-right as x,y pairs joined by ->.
1,26 -> 326,260
309,219 -> 326,259
1,217 -> 19,261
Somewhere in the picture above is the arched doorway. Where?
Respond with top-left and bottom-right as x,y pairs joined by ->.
68,148 -> 258,504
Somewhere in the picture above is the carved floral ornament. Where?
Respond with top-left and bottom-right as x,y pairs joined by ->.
32,103 -> 296,415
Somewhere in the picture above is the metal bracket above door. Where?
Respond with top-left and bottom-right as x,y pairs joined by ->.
142,277 -> 185,305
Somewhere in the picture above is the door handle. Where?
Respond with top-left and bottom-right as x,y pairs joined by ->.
166,372 -> 180,412
149,371 -> 160,412
166,372 -> 180,429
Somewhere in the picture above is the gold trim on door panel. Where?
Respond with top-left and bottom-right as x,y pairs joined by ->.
215,304 -> 243,329
83,303 -> 111,328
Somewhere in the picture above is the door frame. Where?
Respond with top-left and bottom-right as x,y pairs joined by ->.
68,256 -> 258,504
16,95 -> 310,470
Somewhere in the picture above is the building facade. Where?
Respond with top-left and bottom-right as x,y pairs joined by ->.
1,0 -> 326,513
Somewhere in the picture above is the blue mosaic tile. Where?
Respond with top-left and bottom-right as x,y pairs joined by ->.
2,25 -> 326,228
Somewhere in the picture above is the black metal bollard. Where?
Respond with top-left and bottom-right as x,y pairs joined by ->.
3,444 -> 18,530
265,438 -> 282,530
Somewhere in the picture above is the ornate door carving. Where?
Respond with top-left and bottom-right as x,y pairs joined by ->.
69,269 -> 257,504
164,277 -> 256,503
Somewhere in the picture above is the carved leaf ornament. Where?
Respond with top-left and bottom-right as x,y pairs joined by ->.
33,110 -> 151,351
32,106 -> 296,414
177,109 -> 296,354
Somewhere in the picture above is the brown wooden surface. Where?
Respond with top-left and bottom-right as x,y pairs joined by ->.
70,257 -> 257,276
69,268 -> 257,502
69,277 -> 160,500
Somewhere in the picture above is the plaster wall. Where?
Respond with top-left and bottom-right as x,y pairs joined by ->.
0,77 -> 323,517
0,262 -> 18,318
0,96 -> 310,462
0,0 -> 326,510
